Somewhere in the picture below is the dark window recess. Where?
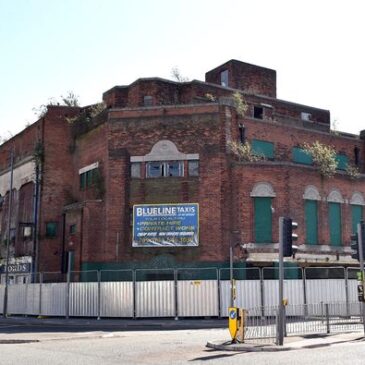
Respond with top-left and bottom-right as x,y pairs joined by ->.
80,168 -> 98,190
220,70 -> 228,87
253,106 -> 263,119
143,96 -> 153,106
46,222 -> 57,237
354,146 -> 360,166
239,124 -> 245,144
69,224 -> 76,235
188,160 -> 199,176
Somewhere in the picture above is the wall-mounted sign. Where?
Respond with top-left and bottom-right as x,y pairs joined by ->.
0,263 -> 31,274
133,203 -> 199,247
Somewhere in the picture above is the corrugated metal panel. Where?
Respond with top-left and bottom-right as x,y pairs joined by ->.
69,283 -> 98,317
263,280 -> 304,316
24,284 -> 41,315
136,281 -> 175,317
306,279 -> 346,316
220,280 -> 261,317
100,282 -> 134,318
8,285 -> 27,314
344,280 -> 360,316
177,280 -> 218,317
41,283 -> 67,316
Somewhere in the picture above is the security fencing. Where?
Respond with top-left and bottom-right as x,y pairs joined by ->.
0,266 -> 363,325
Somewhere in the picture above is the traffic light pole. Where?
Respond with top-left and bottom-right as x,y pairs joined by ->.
277,217 -> 284,346
357,222 -> 365,336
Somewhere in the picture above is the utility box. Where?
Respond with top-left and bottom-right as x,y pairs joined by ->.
228,307 -> 246,343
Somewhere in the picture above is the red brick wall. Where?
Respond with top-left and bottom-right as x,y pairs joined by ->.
205,60 -> 277,98
38,106 -> 79,272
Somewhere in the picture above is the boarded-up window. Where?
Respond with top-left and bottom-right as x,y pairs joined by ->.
351,205 -> 363,234
252,139 -> 274,159
329,202 -> 342,246
305,200 -> 318,244
254,197 -> 272,243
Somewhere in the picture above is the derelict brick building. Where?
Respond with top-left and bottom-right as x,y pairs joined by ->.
1,59 -> 365,281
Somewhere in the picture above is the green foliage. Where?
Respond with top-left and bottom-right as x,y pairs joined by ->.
346,164 -> 360,180
61,91 -> 80,107
66,102 -> 106,125
303,141 -> 337,178
232,91 -> 248,117
228,141 -> 263,162
33,91 -> 80,118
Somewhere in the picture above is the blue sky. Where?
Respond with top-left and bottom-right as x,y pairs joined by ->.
1,0 -> 364,139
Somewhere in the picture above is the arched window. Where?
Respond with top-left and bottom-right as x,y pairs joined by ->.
303,186 -> 321,245
250,182 -> 276,243
327,189 -> 344,246
350,192 -> 365,234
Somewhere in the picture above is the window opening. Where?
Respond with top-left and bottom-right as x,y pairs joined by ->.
220,70 -> 228,87
253,106 -> 263,119
143,96 -> 153,106
146,161 -> 183,178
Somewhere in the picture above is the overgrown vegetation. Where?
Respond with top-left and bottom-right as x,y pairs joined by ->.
232,91 -> 248,117
171,67 -> 189,82
33,91 -> 80,118
228,141 -> 263,162
346,164 -> 360,180
303,141 -> 338,178
66,102 -> 106,125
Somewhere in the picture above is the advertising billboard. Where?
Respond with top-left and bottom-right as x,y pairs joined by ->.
133,203 -> 199,247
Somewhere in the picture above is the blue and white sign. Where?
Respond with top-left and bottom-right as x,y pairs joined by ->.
133,203 -> 199,247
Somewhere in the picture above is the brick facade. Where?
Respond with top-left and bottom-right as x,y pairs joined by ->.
1,59 -> 364,277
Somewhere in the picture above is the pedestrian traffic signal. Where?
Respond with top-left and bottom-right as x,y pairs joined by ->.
282,217 -> 298,257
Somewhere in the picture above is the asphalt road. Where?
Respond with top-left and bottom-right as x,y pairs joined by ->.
0,323 -> 364,365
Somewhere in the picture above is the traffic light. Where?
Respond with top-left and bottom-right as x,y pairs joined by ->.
351,233 -> 359,261
282,217 -> 298,257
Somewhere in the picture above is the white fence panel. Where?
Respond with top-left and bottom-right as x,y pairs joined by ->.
69,282 -> 98,317
7,285 -> 27,314
136,281 -> 175,317
306,279 -> 347,316
178,280 -> 218,317
347,279 -> 362,315
263,280 -> 304,316
24,284 -> 41,315
220,280 -> 261,317
100,282 -> 134,318
41,283 -> 67,316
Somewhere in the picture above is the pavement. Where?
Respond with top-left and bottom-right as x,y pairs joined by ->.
0,315 -> 363,351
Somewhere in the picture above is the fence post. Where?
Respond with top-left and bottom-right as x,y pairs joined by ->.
97,270 -> 101,320
39,272 -> 43,317
260,268 -> 265,317
344,268 -> 350,317
302,267 -> 308,317
66,269 -> 70,319
217,268 -> 221,318
174,269 -> 178,320
325,303 -> 330,334
133,270 -> 136,319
